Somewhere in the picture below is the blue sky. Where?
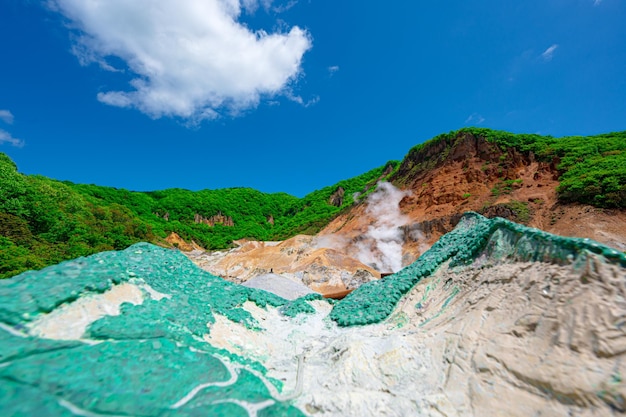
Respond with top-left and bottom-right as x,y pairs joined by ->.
1,0 -> 624,197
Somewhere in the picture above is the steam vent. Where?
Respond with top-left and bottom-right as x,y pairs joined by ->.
2,213 -> 626,416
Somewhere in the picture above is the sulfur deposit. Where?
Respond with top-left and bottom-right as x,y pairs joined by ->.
1,213 -> 625,416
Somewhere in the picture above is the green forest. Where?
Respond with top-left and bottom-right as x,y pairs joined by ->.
1,128 -> 625,279
0,151 -> 397,278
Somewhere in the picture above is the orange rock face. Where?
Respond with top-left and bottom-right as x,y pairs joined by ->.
165,232 -> 204,252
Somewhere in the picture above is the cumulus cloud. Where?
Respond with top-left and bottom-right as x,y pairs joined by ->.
0,110 -> 14,125
50,0 -> 312,122
0,130 -> 24,147
541,44 -> 559,61
328,65 -> 340,76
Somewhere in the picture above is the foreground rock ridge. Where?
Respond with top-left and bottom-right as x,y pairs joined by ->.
1,213 -> 625,416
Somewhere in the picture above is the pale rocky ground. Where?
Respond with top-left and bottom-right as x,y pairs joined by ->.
7,219 -> 626,417
206,256 -> 626,416
188,235 -> 382,298
185,171 -> 626,301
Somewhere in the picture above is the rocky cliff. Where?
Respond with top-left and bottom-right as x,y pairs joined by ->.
1,214 -> 625,416
194,212 -> 234,227
187,131 -> 624,297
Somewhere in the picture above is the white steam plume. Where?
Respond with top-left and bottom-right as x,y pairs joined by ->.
355,182 -> 410,273
314,234 -> 348,251
409,226 -> 431,256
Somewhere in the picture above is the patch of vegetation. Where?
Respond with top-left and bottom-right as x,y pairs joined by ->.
505,200 -> 531,224
462,193 -> 471,199
0,153 -> 398,278
491,179 -> 522,197
268,160 -> 399,238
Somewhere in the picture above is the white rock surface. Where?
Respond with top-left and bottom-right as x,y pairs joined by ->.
206,257 -> 626,416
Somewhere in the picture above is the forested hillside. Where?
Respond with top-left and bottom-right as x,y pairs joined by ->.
0,152 -> 397,278
402,128 -> 626,208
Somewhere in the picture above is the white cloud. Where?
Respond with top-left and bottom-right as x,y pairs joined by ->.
0,110 -> 14,125
328,65 -> 340,76
241,0 -> 272,13
273,0 -> 298,13
465,113 -> 485,124
541,44 -> 559,61
51,0 -> 312,122
594,0 -> 602,5
0,129 -> 24,147
282,90 -> 319,107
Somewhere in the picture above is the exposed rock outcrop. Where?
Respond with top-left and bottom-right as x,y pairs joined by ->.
321,131 -> 626,261
194,211 -> 234,227
154,211 -> 169,221
164,232 -> 204,251
328,187 -> 345,207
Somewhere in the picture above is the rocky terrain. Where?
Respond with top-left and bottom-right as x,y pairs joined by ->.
188,132 -> 625,296
1,213 -> 625,416
2,129 -> 624,282
322,130 -> 626,257
189,235 -> 381,298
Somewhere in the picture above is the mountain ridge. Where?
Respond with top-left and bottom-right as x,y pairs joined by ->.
1,127 -> 625,278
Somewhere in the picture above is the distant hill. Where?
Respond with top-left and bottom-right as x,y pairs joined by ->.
2,127 -> 625,278
0,151 -> 397,278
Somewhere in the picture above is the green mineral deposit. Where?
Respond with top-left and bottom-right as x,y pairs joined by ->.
0,243 -> 309,416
